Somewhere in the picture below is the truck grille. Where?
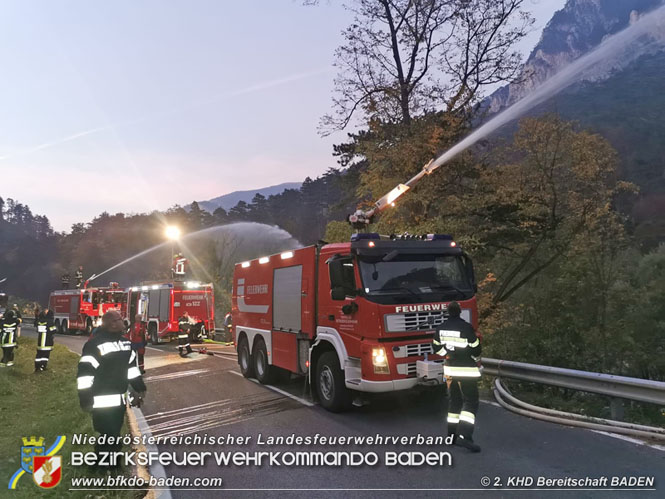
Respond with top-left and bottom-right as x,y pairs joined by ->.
393,342 -> 434,359
397,359 -> 444,376
385,311 -> 448,332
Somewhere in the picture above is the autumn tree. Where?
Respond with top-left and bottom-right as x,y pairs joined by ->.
472,116 -> 636,311
321,0 -> 533,132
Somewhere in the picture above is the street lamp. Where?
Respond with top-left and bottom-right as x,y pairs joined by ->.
165,226 -> 181,278
165,226 -> 181,241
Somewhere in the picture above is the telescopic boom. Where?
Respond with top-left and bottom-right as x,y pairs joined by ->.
348,158 -> 438,229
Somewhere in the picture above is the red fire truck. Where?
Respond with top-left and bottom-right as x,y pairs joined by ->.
232,232 -> 478,411
49,283 -> 127,334
124,280 -> 215,344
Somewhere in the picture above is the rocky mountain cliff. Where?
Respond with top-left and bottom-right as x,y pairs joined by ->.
487,0 -> 665,248
488,0 -> 664,113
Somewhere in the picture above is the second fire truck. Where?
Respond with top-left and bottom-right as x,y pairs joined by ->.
49,283 -> 126,334
124,280 -> 216,344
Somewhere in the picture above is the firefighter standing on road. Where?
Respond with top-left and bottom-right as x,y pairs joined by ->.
433,301 -> 482,452
77,310 -> 146,457
12,304 -> 22,337
127,315 -> 147,374
35,309 -> 56,372
1,310 -> 18,367
177,311 -> 194,357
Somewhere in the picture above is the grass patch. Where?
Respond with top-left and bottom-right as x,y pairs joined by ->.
0,337 -> 144,498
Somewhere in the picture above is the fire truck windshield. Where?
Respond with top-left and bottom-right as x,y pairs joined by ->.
358,253 -> 473,304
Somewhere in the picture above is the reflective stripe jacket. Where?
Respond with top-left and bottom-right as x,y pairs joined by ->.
432,316 -> 482,378
1,318 -> 17,347
36,314 -> 55,349
178,316 -> 192,334
77,328 -> 146,409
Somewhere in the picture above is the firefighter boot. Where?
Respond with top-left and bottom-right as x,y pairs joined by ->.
456,414 -> 480,453
456,434 -> 481,452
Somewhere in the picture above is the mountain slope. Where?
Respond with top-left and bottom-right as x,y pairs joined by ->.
198,182 -> 301,213
486,0 -> 665,247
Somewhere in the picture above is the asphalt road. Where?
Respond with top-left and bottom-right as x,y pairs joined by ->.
21,325 -> 665,497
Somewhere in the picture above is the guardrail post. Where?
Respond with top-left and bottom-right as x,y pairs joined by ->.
610,397 -> 624,420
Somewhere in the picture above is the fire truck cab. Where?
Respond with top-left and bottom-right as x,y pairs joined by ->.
49,283 -> 126,334
232,233 -> 478,411
125,281 -> 215,344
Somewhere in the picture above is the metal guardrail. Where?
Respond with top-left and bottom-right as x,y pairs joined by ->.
483,358 -> 665,405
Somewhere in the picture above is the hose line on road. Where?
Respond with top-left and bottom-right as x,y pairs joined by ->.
492,379 -> 665,442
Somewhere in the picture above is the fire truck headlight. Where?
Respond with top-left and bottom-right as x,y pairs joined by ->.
372,347 -> 390,374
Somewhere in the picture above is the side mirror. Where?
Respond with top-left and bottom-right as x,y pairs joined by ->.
463,253 -> 477,293
331,287 -> 346,301
342,302 -> 359,315
328,258 -> 345,289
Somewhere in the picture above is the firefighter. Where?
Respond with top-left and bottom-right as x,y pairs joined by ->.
433,301 -> 482,452
75,266 -> 84,288
61,273 -> 71,289
11,304 -> 22,338
77,310 -> 146,457
177,311 -> 194,357
33,305 -> 40,327
172,253 -> 188,280
1,310 -> 18,367
35,309 -> 56,372
128,314 -> 147,374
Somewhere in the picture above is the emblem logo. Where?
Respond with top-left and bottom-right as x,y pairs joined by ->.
9,435 -> 66,490
33,456 -> 62,488
20,436 -> 45,474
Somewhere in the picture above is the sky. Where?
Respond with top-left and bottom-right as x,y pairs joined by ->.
0,0 -> 566,232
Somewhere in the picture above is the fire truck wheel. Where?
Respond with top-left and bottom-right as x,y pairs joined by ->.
316,351 -> 351,412
62,320 -> 68,334
253,338 -> 276,384
55,319 -> 61,333
238,337 -> 254,378
85,318 -> 93,335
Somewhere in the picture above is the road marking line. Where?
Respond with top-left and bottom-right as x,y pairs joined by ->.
132,407 -> 172,499
144,368 -> 210,382
591,430 -> 665,452
229,370 -> 315,407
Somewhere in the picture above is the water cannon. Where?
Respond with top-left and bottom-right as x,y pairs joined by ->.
348,158 -> 437,229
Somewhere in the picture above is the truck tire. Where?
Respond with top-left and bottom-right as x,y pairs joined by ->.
316,351 -> 352,412
55,319 -> 61,334
149,323 -> 158,345
85,318 -> 93,336
62,320 -> 68,334
238,337 -> 254,378
253,338 -> 276,384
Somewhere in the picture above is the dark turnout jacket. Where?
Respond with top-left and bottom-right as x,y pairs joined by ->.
77,327 -> 146,410
432,316 -> 482,378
